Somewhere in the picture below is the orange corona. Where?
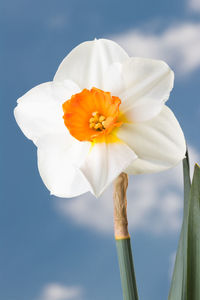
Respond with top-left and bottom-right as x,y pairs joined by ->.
62,87 -> 123,142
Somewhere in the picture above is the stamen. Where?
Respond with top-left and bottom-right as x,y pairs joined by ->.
94,123 -> 102,130
89,123 -> 95,129
99,116 -> 106,122
89,117 -> 95,123
89,111 -> 107,131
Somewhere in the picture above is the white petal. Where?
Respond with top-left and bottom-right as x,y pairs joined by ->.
14,81 -> 76,144
102,62 -> 124,95
123,100 -> 165,123
79,142 -> 137,197
54,39 -> 129,90
37,133 -> 91,197
119,58 -> 174,122
52,79 -> 81,103
117,105 -> 186,174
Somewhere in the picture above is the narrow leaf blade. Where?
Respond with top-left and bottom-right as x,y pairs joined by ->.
168,152 -> 191,300
187,164 -> 200,300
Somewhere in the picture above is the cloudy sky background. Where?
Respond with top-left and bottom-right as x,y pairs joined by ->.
1,0 -> 200,299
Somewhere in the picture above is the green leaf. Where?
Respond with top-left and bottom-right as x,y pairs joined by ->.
168,152 -> 191,300
186,163 -> 200,300
169,154 -> 200,300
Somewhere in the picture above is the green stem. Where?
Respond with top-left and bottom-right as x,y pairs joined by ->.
116,238 -> 139,300
113,173 -> 139,300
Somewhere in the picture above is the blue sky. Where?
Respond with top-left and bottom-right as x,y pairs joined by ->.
1,0 -> 200,299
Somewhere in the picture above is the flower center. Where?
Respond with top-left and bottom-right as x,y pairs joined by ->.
62,87 -> 123,142
89,112 -> 106,131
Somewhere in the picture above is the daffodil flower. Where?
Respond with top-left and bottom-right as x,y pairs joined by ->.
14,39 -> 186,197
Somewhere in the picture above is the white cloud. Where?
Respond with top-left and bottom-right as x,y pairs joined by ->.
188,0 -> 200,12
53,145 -> 200,236
110,22 -> 200,76
55,166 -> 182,235
37,283 -> 82,300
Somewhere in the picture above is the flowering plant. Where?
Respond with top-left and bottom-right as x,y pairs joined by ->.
15,39 -> 199,300
14,39 -> 185,198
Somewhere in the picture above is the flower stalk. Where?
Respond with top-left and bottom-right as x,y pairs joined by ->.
113,173 -> 139,300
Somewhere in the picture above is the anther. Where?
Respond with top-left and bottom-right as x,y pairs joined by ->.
94,123 -> 102,130
99,115 -> 106,122
89,117 -> 95,123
